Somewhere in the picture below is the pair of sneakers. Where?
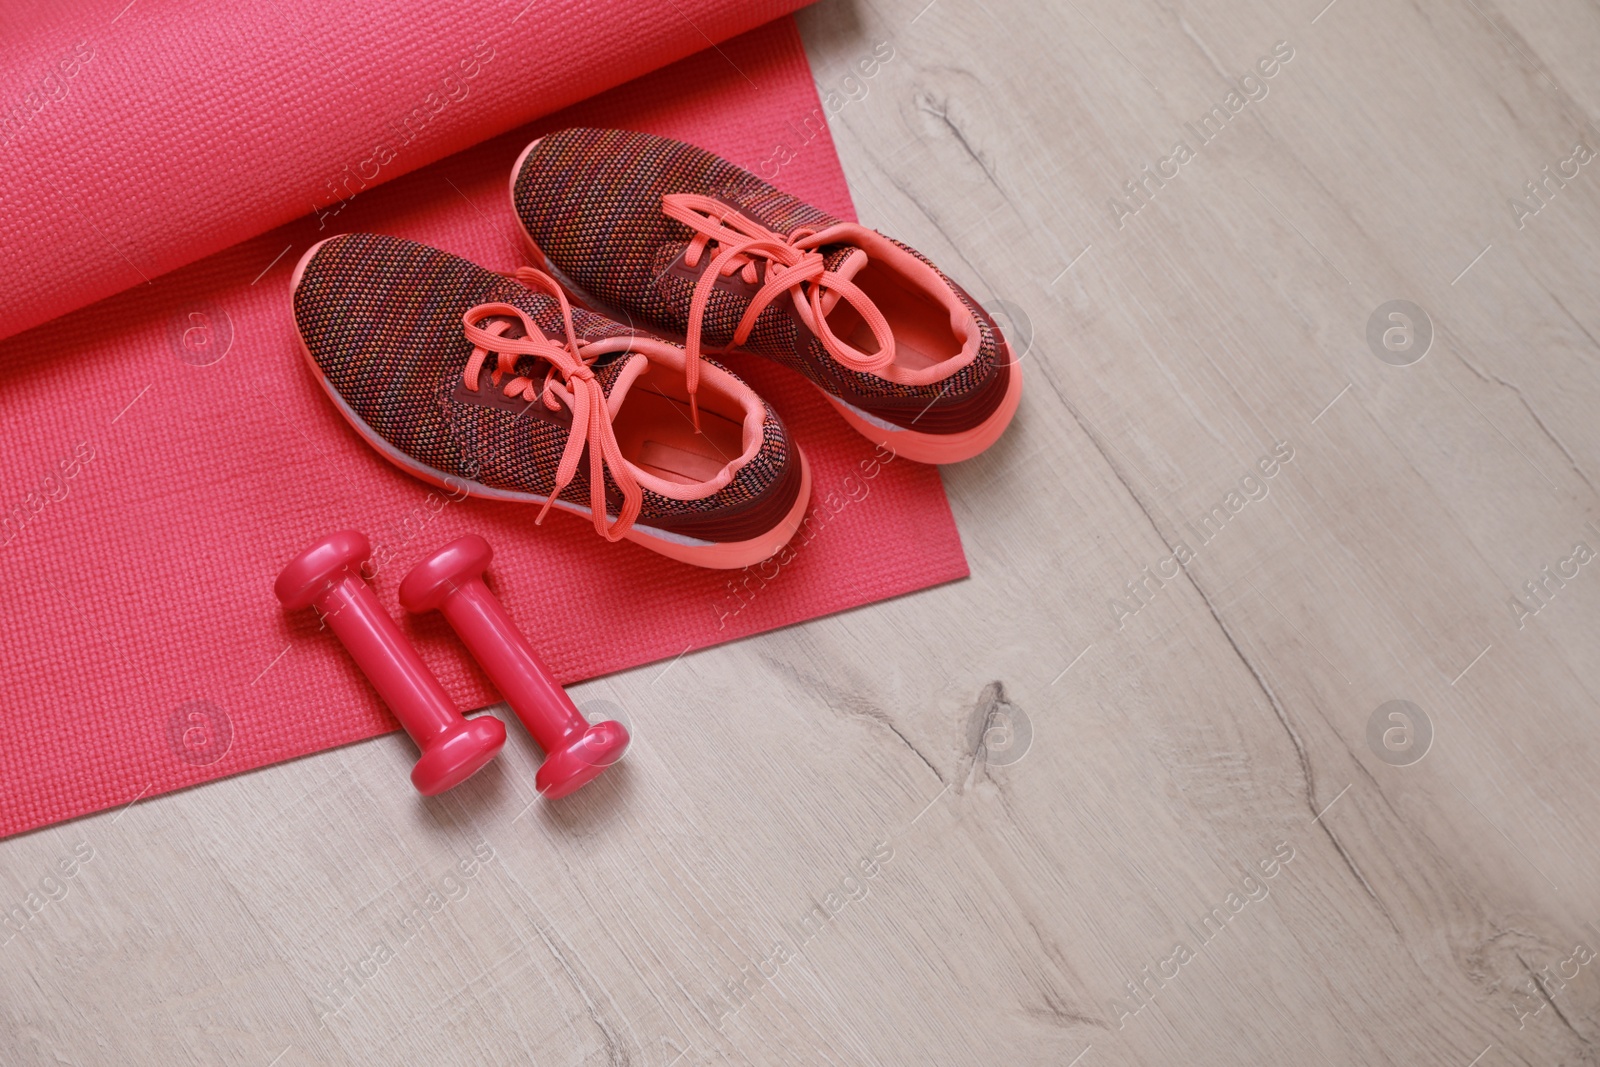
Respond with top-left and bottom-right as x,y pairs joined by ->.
291,128 -> 1022,570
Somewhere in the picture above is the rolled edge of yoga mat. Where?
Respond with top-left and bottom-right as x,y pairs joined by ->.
0,0 -> 810,343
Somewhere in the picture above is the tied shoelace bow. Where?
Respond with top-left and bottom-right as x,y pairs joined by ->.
661,193 -> 896,430
460,267 -> 641,541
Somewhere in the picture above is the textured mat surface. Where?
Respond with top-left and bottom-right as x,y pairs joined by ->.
0,17 -> 970,838
0,0 -> 811,341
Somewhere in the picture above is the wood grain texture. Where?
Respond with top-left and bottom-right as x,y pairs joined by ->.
5,0 -> 1600,1062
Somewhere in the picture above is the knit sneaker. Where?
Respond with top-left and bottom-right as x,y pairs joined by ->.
289,232 -> 810,569
509,127 -> 1021,464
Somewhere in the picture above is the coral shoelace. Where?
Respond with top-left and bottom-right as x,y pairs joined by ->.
460,267 -> 641,540
661,193 -> 896,429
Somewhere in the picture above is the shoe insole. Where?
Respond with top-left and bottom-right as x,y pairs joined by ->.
613,382 -> 744,486
638,441 -> 728,483
827,262 -> 962,373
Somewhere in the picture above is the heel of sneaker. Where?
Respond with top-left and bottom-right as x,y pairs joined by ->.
826,347 -> 1023,465
622,447 -> 813,569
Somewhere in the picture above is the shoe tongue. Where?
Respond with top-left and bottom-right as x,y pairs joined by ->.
647,240 -> 869,334
817,246 -> 868,316
591,352 -> 648,416
491,294 -> 647,413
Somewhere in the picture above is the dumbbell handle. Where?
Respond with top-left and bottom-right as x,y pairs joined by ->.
435,576 -> 587,752
315,575 -> 460,745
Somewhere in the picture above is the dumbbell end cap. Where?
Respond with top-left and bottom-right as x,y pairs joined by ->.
535,720 -> 630,800
411,714 -> 507,795
276,530 -> 372,611
399,534 -> 493,614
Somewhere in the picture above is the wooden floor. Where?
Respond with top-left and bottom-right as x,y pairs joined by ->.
7,0 -> 1600,1062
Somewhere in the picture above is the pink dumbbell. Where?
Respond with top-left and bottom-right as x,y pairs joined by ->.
275,530 -> 506,796
400,534 -> 630,799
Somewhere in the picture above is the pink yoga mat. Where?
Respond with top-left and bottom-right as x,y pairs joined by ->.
0,17 -> 970,838
0,0 -> 810,341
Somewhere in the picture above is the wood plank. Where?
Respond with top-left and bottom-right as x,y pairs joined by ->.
4,0 -> 1598,1062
